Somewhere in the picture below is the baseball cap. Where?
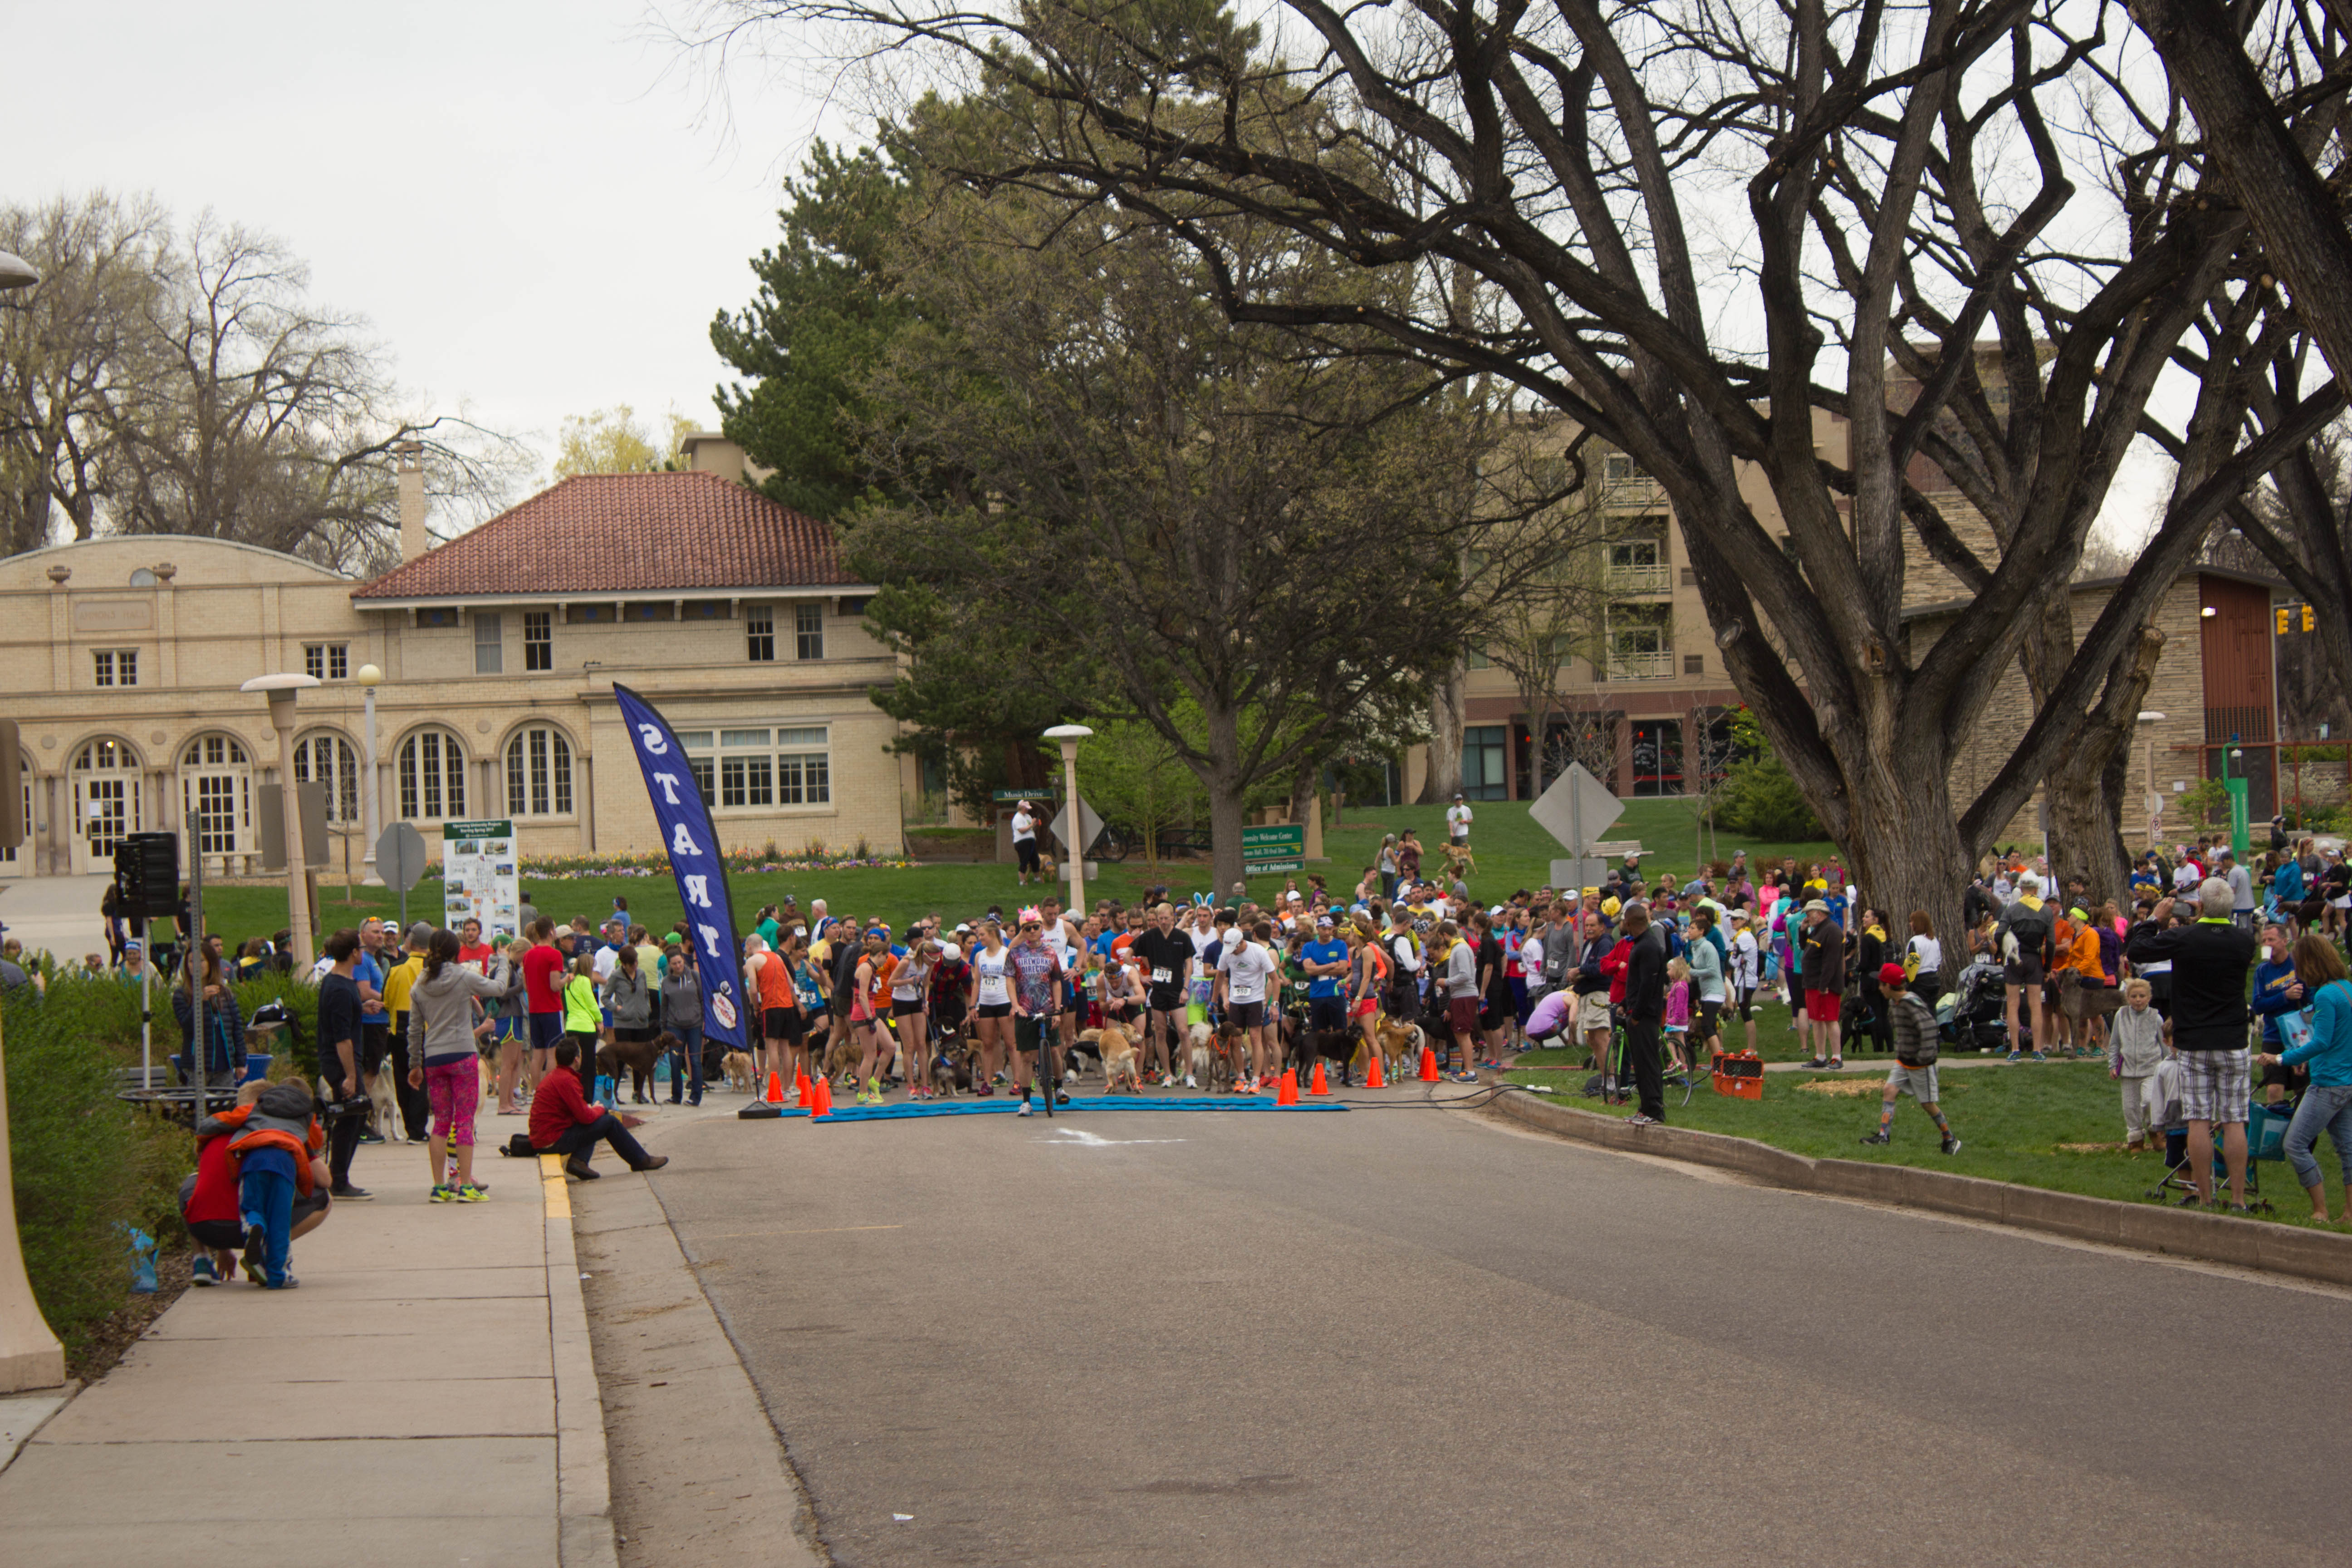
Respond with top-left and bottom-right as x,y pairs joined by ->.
406,921 -> 434,946
1315,913 -> 1334,927
1877,962 -> 1907,986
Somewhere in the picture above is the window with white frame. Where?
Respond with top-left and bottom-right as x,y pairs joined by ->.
505,725 -> 574,817
93,650 -> 138,687
747,607 -> 775,662
794,602 -> 824,660
683,725 -> 830,810
474,612 -> 504,674
303,643 -> 349,680
524,611 -> 552,671
398,729 -> 467,820
292,732 -> 362,823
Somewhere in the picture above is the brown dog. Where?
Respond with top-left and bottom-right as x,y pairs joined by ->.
823,1030 -> 863,1086
602,1034 -> 662,1104
719,1050 -> 756,1094
2055,968 -> 2124,1024
1088,1024 -> 1144,1093
1369,1015 -> 1425,1084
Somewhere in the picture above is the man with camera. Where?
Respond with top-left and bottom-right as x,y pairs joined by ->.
315,928 -> 372,1199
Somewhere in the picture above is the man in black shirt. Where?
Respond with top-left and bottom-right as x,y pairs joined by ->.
1130,903 -> 1195,1087
1619,902 -> 1670,1125
2126,878 -> 2259,1208
314,928 -> 370,1199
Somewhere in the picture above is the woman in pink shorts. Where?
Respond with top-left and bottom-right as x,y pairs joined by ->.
406,928 -> 521,1201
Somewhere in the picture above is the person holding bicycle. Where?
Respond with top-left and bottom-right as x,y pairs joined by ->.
1007,909 -> 1068,1116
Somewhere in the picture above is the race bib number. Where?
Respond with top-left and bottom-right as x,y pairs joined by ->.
1150,967 -> 1173,985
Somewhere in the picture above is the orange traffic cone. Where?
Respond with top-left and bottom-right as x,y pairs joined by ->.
764,1071 -> 784,1104
1276,1069 -> 1298,1106
1309,1061 -> 1328,1096
794,1069 -> 811,1106
1366,1053 -> 1385,1089
809,1075 -> 833,1117
1418,1045 -> 1441,1082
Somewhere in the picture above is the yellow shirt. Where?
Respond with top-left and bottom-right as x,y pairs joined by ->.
381,953 -> 424,1024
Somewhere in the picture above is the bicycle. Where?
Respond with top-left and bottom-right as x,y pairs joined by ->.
1604,1005 -> 1696,1110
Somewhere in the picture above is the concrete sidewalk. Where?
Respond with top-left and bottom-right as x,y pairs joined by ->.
0,1139 -> 617,1567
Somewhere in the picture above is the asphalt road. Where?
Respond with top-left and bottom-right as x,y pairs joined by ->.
638,1097 -> 2352,1567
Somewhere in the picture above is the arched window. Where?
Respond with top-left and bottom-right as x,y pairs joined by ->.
398,729 -> 467,821
293,732 -> 363,823
179,734 -> 253,855
71,739 -> 143,862
505,726 -> 573,817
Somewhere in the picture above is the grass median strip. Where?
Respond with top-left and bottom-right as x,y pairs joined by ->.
1505,1053 -> 2351,1229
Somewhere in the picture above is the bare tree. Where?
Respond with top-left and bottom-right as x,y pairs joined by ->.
1482,491 -> 1611,798
0,192 -> 169,555
696,0 -> 2341,943
1,199 -> 526,572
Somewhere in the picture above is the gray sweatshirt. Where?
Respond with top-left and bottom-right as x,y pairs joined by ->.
410,961 -> 516,1064
2108,1004 -> 2167,1077
603,966 -> 651,1030
660,965 -> 702,1031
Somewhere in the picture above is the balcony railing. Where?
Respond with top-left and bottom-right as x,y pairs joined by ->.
1604,650 -> 1676,681
1604,561 -> 1673,595
1602,476 -> 1667,506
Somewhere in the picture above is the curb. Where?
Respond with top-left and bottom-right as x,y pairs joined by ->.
1482,1089 -> 2352,1288
542,1153 -> 621,1568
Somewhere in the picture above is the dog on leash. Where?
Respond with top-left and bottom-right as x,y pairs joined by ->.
823,1030 -> 863,1087
1081,1024 -> 1144,1093
719,1050 -> 757,1094
1369,1016 -> 1425,1084
365,1071 -> 406,1143
1184,1022 -> 1218,1088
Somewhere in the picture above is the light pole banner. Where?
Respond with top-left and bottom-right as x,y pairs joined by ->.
611,683 -> 748,1051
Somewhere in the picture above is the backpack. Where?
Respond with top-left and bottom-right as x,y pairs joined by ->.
1543,933 -> 1573,989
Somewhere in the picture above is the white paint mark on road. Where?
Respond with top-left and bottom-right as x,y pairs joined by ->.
1037,1127 -> 1186,1146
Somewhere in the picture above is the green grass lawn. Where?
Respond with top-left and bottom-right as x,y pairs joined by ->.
1505,1052 -> 2350,1229
176,797 -> 1833,951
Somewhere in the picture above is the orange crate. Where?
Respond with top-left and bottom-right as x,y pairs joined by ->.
1711,1049 -> 1765,1101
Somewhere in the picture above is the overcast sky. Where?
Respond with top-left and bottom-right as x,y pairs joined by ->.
10,0 -> 841,511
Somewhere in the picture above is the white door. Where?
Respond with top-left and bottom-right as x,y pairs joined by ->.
69,740 -> 142,875
179,735 -> 254,874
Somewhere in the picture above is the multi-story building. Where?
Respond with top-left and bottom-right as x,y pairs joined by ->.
0,442 -> 903,880
1421,400 -> 2282,848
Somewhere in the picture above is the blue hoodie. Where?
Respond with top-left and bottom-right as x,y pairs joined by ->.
2251,955 -> 2303,1045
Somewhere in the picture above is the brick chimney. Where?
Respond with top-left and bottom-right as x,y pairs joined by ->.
395,441 -> 427,562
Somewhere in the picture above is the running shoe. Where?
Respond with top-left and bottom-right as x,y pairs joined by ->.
1016,1098 -> 1033,1117
1940,1137 -> 1963,1155
329,1184 -> 372,1200
1859,1132 -> 1891,1146
2005,1051 -> 2023,1062
429,1185 -> 455,1203
2026,1051 -> 2047,1062
1626,1113 -> 1661,1127
241,1221 -> 266,1284
455,1184 -> 490,1202
191,1254 -> 219,1286
865,1076 -> 882,1103
1185,1074 -> 1198,1089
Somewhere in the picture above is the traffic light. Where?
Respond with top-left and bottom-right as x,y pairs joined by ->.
2304,604 -> 2317,633
114,832 -> 180,921
2278,607 -> 2293,635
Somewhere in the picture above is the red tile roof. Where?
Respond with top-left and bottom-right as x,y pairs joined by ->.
352,472 -> 858,600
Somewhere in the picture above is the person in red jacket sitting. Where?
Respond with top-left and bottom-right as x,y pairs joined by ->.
528,1039 -> 669,1181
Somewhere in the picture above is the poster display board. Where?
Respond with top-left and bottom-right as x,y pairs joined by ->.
441,818 -> 521,941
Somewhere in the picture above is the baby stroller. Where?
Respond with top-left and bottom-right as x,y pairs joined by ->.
1940,960 -> 2008,1053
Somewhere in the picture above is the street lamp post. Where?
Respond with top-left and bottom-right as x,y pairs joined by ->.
357,663 -> 383,885
0,248 -> 61,1392
243,673 -> 323,970
1043,725 -> 1094,916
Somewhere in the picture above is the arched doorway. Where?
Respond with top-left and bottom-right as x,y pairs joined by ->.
70,738 -> 143,875
180,733 -> 255,873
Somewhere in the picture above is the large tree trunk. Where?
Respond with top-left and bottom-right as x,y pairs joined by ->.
1201,700 -> 1250,897
1419,660 -> 1466,803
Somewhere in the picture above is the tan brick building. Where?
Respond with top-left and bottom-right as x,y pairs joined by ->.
0,450 -> 903,880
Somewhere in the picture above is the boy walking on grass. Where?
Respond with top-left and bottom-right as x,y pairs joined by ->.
1860,962 -> 1961,1154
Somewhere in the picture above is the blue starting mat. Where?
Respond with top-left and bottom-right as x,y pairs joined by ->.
808,1094 -> 1350,1123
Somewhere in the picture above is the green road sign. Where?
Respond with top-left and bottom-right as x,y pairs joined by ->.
1242,823 -> 1305,874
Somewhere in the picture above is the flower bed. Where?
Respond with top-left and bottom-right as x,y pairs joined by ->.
410,841 -> 915,882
